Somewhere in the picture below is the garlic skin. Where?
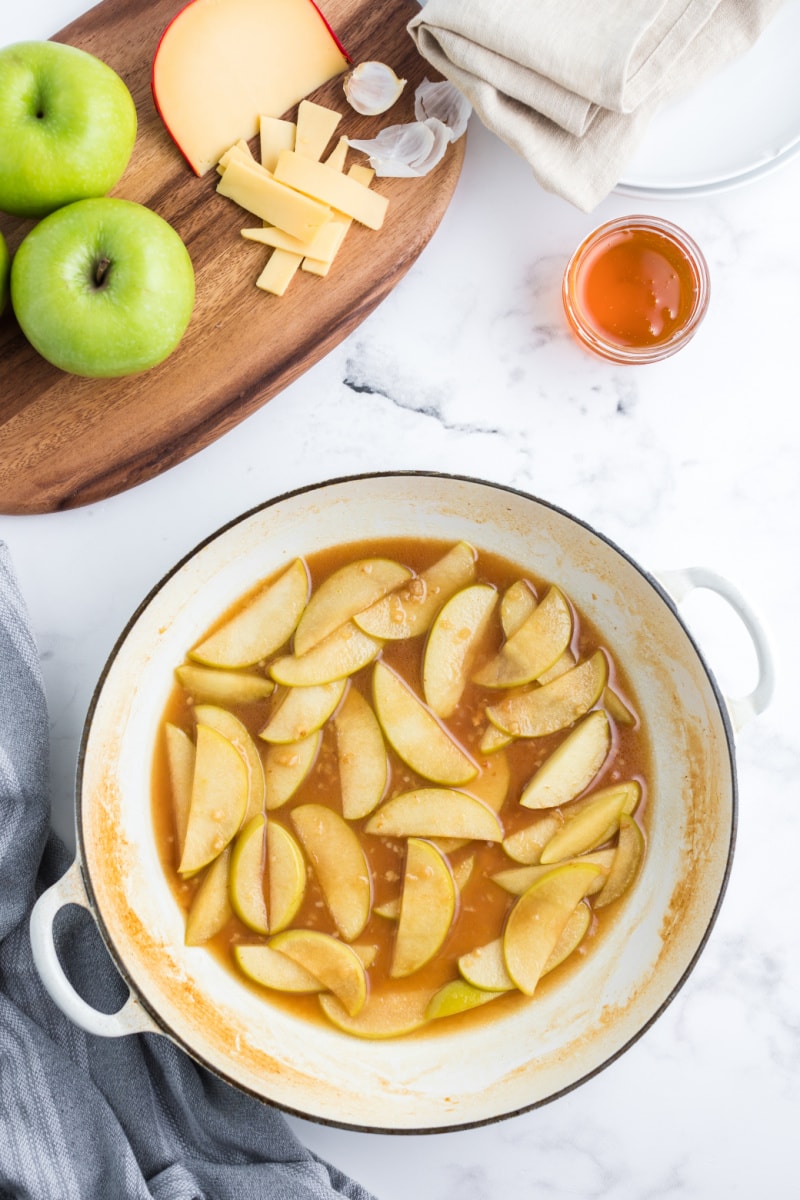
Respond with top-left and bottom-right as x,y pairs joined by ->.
344,62 -> 406,116
414,78 -> 472,141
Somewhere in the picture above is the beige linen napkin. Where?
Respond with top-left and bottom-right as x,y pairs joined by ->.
408,0 -> 784,210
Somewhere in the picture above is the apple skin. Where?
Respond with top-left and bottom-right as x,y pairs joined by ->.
0,231 -> 10,316
11,197 -> 195,377
0,41 -> 137,219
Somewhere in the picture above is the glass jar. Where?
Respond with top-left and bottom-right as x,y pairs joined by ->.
562,215 -> 710,364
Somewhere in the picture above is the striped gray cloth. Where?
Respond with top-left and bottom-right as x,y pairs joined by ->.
0,543 -> 375,1200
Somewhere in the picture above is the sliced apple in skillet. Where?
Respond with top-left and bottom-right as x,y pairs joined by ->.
258,678 -> 346,744
290,803 -> 371,941
189,557 -> 309,668
422,583 -> 497,718
499,579 -> 537,636
502,814 -> 562,865
593,814 -> 645,908
486,650 -> 608,739
491,848 -> 614,896
263,730 -> 321,810
266,820 -> 306,933
270,621 -> 381,686
234,943 -> 323,993
372,661 -> 477,786
229,813 -> 269,934
319,987 -> 432,1039
165,722 -> 195,855
333,686 -> 387,820
271,929 -> 367,1016
519,709 -> 611,810
473,585 -> 573,689
179,723 -> 248,874
426,979 -> 500,1020
539,780 -> 641,864
194,703 -> 266,822
175,662 -> 275,705
503,861 -> 604,995
293,557 -> 411,654
354,541 -> 476,640
184,845 -> 233,946
365,787 -> 503,842
390,839 -> 456,979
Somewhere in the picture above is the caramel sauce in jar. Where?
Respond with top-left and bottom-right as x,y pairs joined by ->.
563,216 -> 710,363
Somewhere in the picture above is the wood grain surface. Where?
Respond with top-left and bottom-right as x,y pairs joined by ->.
0,0 -> 465,513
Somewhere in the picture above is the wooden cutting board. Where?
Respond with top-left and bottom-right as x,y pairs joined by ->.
0,0 -> 465,514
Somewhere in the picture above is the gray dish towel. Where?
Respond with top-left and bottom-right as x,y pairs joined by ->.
0,542 -> 375,1200
408,0 -> 784,210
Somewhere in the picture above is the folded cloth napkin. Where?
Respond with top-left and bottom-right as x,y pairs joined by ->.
408,0 -> 784,210
0,543 -> 375,1200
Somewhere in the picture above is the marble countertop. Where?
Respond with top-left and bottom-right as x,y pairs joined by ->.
2,3 -> 799,1197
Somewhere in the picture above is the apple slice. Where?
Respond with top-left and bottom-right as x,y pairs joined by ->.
152,0 -> 349,176
500,579 -> 537,635
491,848 -> 615,895
263,730 -> 321,809
271,929 -> 367,1016
270,621 -> 381,686
502,814 -> 562,864
354,542 -> 476,640
229,813 -> 269,934
603,685 -> 636,726
540,901 -> 592,973
365,788 -> 503,841
176,662 -> 274,705
519,709 -> 611,810
426,980 -> 500,1021
458,937 -> 513,992
234,943 -> 322,993
486,650 -> 608,738
294,557 -> 411,654
318,988 -> 432,1039
258,678 -> 345,744
503,861 -> 604,995
185,846 -> 233,945
470,748 -> 511,812
372,661 -> 477,786
333,687 -> 387,820
194,704 -> 266,822
165,723 -> 195,855
266,820 -> 306,932
593,815 -> 645,908
422,583 -> 497,718
473,586 -> 573,689
179,724 -> 248,874
391,839 -> 456,978
479,722 -> 513,755
538,648 -> 578,684
190,557 -> 309,668
539,780 -> 641,864
290,804 -> 371,940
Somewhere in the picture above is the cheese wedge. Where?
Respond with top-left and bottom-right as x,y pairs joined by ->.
152,0 -> 349,175
217,156 -> 330,241
274,150 -> 387,229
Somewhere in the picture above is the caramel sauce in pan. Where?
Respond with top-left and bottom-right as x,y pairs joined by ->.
151,538 -> 651,1034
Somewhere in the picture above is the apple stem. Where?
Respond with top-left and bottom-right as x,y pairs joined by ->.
94,257 -> 111,287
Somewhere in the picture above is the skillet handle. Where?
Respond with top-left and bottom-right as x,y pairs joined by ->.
654,567 -> 776,732
30,859 -> 160,1039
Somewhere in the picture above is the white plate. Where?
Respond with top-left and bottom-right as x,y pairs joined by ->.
616,0 -> 800,198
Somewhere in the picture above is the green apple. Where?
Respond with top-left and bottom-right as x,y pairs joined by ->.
0,41 -> 137,219
10,197 -> 195,377
0,231 -> 10,315
0,41 -> 136,219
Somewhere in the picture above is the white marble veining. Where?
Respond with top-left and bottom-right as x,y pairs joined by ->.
2,3 -> 799,1197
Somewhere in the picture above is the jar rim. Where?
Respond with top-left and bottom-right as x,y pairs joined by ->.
562,215 -> 710,364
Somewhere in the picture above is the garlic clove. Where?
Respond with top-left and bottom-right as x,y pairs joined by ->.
348,118 -> 451,178
344,61 -> 406,116
414,78 -> 471,141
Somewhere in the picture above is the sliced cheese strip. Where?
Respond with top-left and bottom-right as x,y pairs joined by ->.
274,150 -> 387,229
217,156 -> 330,242
302,164 -> 375,276
152,0 -> 349,176
217,138 -> 255,174
324,135 -> 349,172
242,219 -> 344,264
295,100 -> 342,161
260,116 -> 296,171
257,248 -> 303,296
